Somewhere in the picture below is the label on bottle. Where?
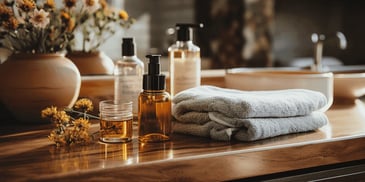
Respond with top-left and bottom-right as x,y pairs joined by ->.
115,75 -> 142,115
171,57 -> 201,95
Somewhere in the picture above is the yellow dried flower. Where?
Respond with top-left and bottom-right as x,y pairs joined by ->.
64,128 -> 91,146
74,98 -> 94,113
0,3 -> 13,22
78,130 -> 91,144
63,129 -> 73,145
44,0 -> 56,9
60,11 -> 75,32
48,130 -> 67,147
99,0 -> 107,9
2,17 -> 19,30
54,110 -> 70,123
1,0 -> 76,53
41,106 -> 58,119
16,0 -> 36,12
84,0 -> 97,7
118,10 -> 128,20
67,18 -> 75,32
63,0 -> 134,52
73,118 -> 90,131
42,98 -> 98,147
61,11 -> 71,20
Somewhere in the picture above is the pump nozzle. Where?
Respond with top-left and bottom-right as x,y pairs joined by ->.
175,23 -> 204,41
143,55 -> 165,90
122,37 -> 135,56
146,54 -> 160,65
146,55 -> 161,75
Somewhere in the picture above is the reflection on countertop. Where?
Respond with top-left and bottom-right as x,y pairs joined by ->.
1,99 -> 365,181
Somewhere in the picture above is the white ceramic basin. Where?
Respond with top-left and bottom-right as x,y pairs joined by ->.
225,68 -> 334,112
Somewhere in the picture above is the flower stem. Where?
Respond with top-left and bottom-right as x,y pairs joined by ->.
64,108 -> 100,120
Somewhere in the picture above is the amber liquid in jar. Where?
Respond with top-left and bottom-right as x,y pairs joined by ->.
138,90 -> 171,143
100,118 -> 133,143
99,100 -> 133,143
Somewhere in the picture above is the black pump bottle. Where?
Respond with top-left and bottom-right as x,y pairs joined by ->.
138,55 -> 171,143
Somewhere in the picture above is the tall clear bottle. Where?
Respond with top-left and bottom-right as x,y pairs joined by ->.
138,55 -> 171,143
168,23 -> 203,97
114,38 -> 144,121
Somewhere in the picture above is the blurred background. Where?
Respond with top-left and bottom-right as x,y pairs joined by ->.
104,0 -> 365,70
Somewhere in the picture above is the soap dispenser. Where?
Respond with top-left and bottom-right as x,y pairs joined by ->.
138,55 -> 171,143
168,23 -> 203,97
114,37 -> 144,121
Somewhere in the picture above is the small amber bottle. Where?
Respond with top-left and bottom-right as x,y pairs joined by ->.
138,55 -> 171,143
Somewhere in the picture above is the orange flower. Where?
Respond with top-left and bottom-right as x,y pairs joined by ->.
67,18 -> 75,32
0,3 -> 13,22
84,0 -> 97,6
118,10 -> 129,20
60,11 -> 71,21
60,11 -> 74,32
16,0 -> 36,12
99,0 -> 108,9
2,17 -> 19,30
44,0 -> 56,9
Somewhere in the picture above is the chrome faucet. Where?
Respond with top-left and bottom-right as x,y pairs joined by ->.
311,32 -> 347,72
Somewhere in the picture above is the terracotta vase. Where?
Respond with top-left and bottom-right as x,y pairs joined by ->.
67,51 -> 115,75
0,53 -> 81,123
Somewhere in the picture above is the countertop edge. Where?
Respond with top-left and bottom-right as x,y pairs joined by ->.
33,134 -> 365,181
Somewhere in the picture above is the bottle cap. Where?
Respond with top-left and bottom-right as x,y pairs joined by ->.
143,55 -> 165,90
122,37 -> 135,56
176,23 -> 204,41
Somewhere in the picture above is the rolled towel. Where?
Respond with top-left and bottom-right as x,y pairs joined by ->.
173,112 -> 328,141
173,86 -> 328,120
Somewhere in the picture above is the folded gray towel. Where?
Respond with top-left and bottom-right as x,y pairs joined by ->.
173,86 -> 328,120
172,86 -> 329,141
173,112 -> 328,141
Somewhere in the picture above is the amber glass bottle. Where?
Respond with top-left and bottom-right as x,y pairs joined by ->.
138,55 -> 171,143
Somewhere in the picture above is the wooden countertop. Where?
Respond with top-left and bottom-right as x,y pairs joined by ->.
1,72 -> 365,181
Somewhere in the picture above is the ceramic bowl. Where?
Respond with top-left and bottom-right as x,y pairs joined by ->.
329,65 -> 365,100
225,68 -> 334,112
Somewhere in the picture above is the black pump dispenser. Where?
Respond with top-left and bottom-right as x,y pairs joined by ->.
176,23 -> 204,41
122,37 -> 135,56
143,55 -> 165,90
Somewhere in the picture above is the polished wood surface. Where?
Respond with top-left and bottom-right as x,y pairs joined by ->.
1,101 -> 365,181
1,72 -> 365,181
